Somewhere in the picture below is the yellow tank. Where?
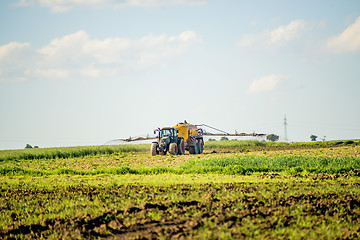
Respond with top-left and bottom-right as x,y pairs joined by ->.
173,122 -> 199,142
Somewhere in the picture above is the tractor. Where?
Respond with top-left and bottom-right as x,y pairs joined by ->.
151,122 -> 204,156
114,121 -> 265,156
151,127 -> 185,156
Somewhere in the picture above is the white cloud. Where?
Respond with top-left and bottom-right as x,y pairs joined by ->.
38,31 -> 90,66
247,74 -> 287,94
326,16 -> 360,53
0,30 -> 200,81
269,20 -> 305,44
238,20 -> 306,48
14,0 -> 208,13
0,42 -> 30,59
0,42 -> 34,82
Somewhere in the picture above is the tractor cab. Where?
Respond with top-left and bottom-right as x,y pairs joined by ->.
160,128 -> 177,139
151,127 -> 184,155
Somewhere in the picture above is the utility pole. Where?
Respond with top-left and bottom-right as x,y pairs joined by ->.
284,115 -> 288,142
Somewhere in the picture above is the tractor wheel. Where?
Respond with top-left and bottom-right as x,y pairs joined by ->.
189,146 -> 196,154
178,139 -> 185,155
198,139 -> 204,154
195,140 -> 200,154
169,143 -> 178,155
150,143 -> 158,156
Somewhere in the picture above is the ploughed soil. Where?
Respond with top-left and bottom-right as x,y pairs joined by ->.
2,175 -> 360,239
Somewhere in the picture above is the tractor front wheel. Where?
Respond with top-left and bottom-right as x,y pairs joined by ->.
150,143 -> 158,156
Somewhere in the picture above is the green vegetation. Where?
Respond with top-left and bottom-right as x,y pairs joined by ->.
205,139 -> 359,149
0,144 -> 148,162
1,175 -> 359,239
1,155 -> 359,177
1,140 -> 359,239
310,134 -> 318,141
2,140 -> 357,163
180,155 -> 360,175
266,133 -> 279,142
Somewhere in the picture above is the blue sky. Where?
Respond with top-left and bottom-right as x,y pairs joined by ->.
1,0 -> 360,149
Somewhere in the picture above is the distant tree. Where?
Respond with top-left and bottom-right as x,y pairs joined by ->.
220,136 -> 229,141
34,146 -> 39,148
345,140 -> 354,145
266,134 -> 279,142
321,136 -> 326,141
208,138 -> 216,142
310,135 -> 317,141
25,144 -> 33,149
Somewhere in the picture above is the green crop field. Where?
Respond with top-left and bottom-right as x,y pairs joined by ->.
1,140 -> 360,239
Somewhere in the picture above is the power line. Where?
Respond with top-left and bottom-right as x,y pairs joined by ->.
289,124 -> 360,131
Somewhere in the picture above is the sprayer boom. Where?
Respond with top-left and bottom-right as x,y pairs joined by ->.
110,122 -> 265,144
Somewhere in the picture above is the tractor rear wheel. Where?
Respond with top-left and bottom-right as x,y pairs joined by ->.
150,143 -> 158,156
169,143 -> 177,155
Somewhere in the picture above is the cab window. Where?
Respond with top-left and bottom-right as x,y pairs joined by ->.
161,129 -> 171,138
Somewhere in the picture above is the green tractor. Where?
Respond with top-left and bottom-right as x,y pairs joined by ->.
151,127 -> 185,156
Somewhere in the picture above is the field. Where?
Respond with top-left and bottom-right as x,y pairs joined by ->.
1,140 -> 360,239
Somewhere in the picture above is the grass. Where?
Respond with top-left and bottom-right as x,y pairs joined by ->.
180,155 -> 360,175
204,139 -> 360,150
0,144 -> 148,162
1,154 -> 359,176
1,174 -> 359,239
0,140 -> 359,177
1,140 -> 360,239
1,139 -> 358,162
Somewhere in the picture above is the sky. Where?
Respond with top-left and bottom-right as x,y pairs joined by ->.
1,0 -> 360,149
